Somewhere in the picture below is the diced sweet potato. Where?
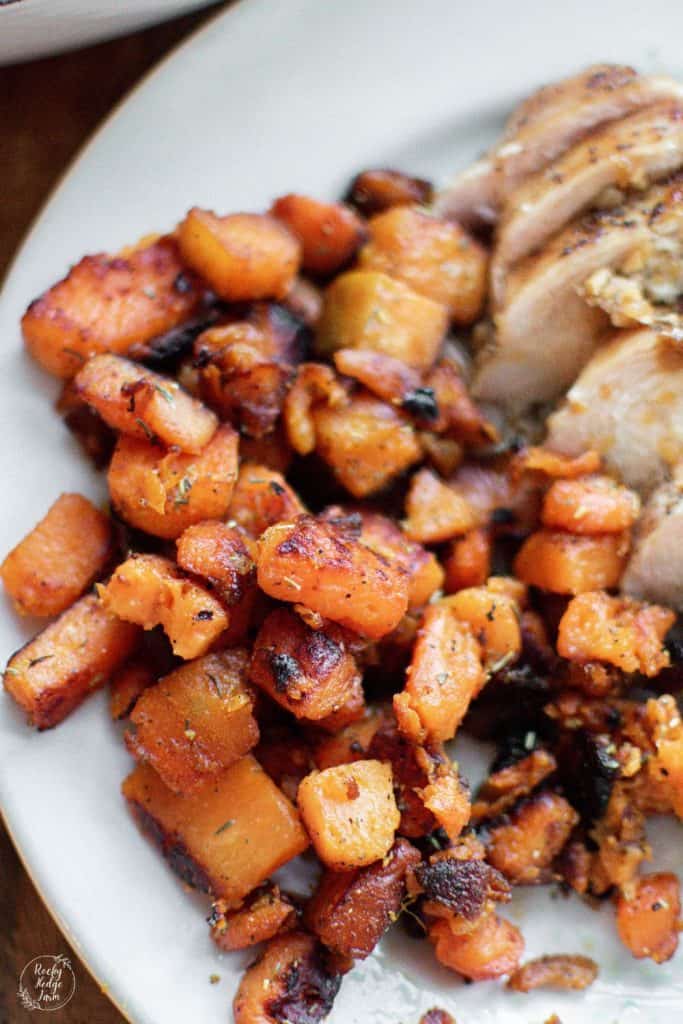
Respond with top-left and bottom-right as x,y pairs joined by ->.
107,424 -> 239,539
514,530 -> 629,594
541,474 -> 641,534
297,760 -> 400,869
305,838 -> 420,959
0,493 -> 113,617
507,954 -> 599,992
178,209 -> 300,301
616,872 -> 681,963
513,447 -> 601,480
74,354 -> 217,453
4,593 -> 139,728
346,168 -> 433,216
557,592 -> 674,676
227,463 -> 306,539
332,348 -> 422,409
271,194 -> 366,277
209,884 -> 296,952
430,912 -> 524,981
233,932 -> 341,1024
283,362 -> 349,456
642,696 -> 683,820
250,608 -> 361,721
127,650 -> 258,793
316,270 -> 448,370
123,757 -> 309,903
109,660 -> 156,720
99,554 -> 228,659
486,792 -> 579,884
256,514 -> 409,640
420,759 -> 472,842
471,750 -> 558,823
403,468 -> 476,544
314,708 -> 387,770
21,236 -> 203,378
444,529 -> 491,592
443,586 -> 522,669
314,393 -> 422,498
176,521 -> 255,606
359,207 -> 487,323
394,603 -> 484,744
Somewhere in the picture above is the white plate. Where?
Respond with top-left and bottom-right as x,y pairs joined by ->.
0,0 -> 215,66
1,1 -> 683,1021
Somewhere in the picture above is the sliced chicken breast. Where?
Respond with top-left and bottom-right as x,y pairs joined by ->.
493,102 -> 683,293
435,65 -> 683,228
622,465 -> 683,609
546,328 -> 683,493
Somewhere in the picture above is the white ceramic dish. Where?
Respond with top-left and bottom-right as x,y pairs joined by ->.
0,0 -> 215,67
1,1 -> 683,1021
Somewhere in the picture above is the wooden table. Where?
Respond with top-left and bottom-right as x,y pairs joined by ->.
0,8 -> 226,1021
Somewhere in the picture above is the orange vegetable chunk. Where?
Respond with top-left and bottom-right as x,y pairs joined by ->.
430,913 -> 524,981
271,194 -> 366,277
109,661 -> 155,720
444,528 -> 491,592
444,586 -> 522,668
176,520 -> 255,607
487,792 -> 579,884
514,529 -> 629,594
541,474 -> 640,534
210,884 -> 296,952
403,468 -> 477,544
616,872 -> 681,963
0,493 -> 113,617
227,463 -> 305,539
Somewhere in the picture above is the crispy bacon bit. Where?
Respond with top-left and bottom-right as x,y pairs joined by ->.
507,954 -> 598,992
415,859 -> 511,920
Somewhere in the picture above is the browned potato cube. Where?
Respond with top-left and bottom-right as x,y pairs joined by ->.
178,209 -> 300,302
297,760 -> 400,869
227,463 -> 306,539
127,650 -> 258,793
176,521 -> 255,607
316,270 -> 448,370
4,594 -> 139,728
271,194 -> 366,277
22,237 -> 202,379
122,756 -> 309,904
0,493 -> 114,617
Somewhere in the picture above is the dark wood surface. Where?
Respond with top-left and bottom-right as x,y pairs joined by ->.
0,7 -> 226,1021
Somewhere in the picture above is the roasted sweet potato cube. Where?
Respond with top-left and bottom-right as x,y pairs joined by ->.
305,838 -> 420,959
271,194 -> 366,277
313,394 -> 422,498
332,348 -> 422,408
514,529 -> 630,594
107,424 -> 238,540
616,872 -> 681,963
345,168 -> 433,216
541,474 -> 640,534
127,650 -> 258,793
122,756 -> 309,903
403,468 -> 476,543
250,608 -> 361,721
444,585 -> 522,668
4,594 -> 139,728
444,528 -> 491,592
283,362 -> 349,456
22,236 -> 202,379
0,493 -> 114,617
430,913 -> 524,981
359,207 -> 487,323
227,463 -> 305,539
209,884 -> 297,952
297,760 -> 400,869
486,792 -> 579,884
178,209 -> 300,302
176,521 -> 256,606
109,660 -> 156,720
74,354 -> 217,453
256,514 -> 409,640
98,554 -> 228,659
316,270 -> 448,370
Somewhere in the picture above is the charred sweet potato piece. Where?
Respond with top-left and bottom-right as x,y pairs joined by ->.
298,760 -> 400,869
346,168 -> 433,216
176,521 -> 255,606
123,757 -> 308,903
471,750 -> 557,823
541,475 -> 640,535
486,792 -> 579,884
394,603 -> 484,744
314,393 -> 422,498
283,362 -> 349,456
271,194 -> 366,278
403,468 -> 477,544
107,424 -> 239,540
641,696 -> 683,820
0,493 -> 114,617
126,650 -> 258,793
21,236 -> 202,379
314,707 -> 387,770
250,608 -> 361,721
254,724 -> 314,803
616,872 -> 681,963
178,209 -> 300,302
420,758 -> 472,841
359,207 -> 487,323
557,592 -> 674,676
109,660 -> 156,720
367,721 -> 436,838
507,954 -> 598,992
227,463 -> 306,539
444,529 -> 491,593
416,855 -> 510,925
257,514 -> 409,640
514,530 -> 629,594
590,781 -> 650,895
513,447 -> 602,480
333,348 -> 422,409
99,554 -> 228,659
4,594 -> 139,728
305,838 -> 420,959
430,912 -> 524,981
316,270 -> 448,370
233,932 -> 341,1024
74,354 -> 217,453
443,586 -> 522,669
209,884 -> 297,952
